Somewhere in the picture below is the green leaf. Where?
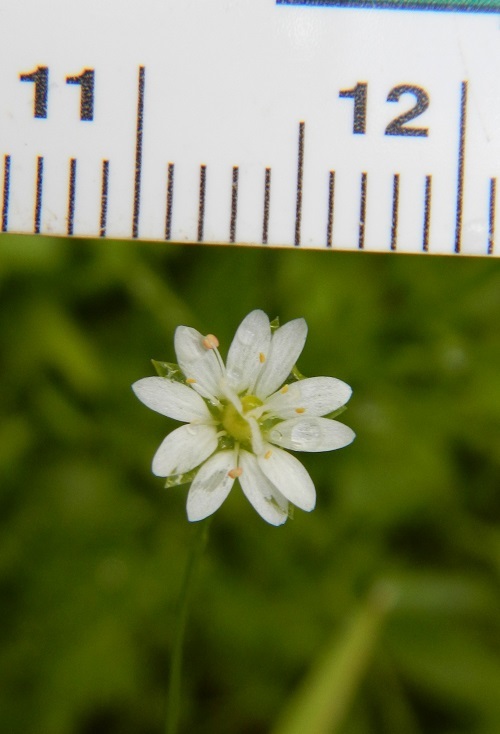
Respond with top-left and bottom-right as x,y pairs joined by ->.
271,584 -> 396,734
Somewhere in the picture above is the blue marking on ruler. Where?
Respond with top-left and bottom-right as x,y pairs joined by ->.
277,0 -> 500,14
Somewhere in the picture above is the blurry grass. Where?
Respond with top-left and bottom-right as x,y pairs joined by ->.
0,233 -> 500,733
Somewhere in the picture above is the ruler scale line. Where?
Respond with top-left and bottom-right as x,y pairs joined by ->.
390,173 -> 400,251
2,154 -> 11,233
327,170 -> 335,248
132,65 -> 145,239
358,172 -> 367,249
197,164 -> 207,242
34,156 -> 44,234
165,162 -> 175,240
423,174 -> 432,252
230,166 -> 239,243
67,158 -> 77,236
100,160 -> 109,238
488,177 -> 496,255
262,167 -> 271,244
454,81 -> 468,254
294,121 -> 305,246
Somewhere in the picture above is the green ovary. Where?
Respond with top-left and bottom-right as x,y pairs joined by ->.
221,395 -> 263,444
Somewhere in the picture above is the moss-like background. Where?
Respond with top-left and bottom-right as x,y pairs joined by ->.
1,234 -> 500,734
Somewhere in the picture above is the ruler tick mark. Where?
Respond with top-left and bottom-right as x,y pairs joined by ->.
34,156 -> 44,234
423,175 -> 432,252
67,158 -> 77,236
132,65 -> 145,239
390,173 -> 400,251
263,167 -> 271,244
295,121 -> 305,246
198,165 -> 207,242
165,163 -> 175,240
326,170 -> 335,248
230,166 -> 239,243
2,155 -> 11,233
488,177 -> 496,255
100,160 -> 109,238
454,81 -> 467,254
358,172 -> 367,249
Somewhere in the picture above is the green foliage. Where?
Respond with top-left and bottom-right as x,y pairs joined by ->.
1,234 -> 500,733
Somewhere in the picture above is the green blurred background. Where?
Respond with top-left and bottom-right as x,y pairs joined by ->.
1,233 -> 500,734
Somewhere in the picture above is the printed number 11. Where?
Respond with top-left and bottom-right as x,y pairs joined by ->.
20,66 -> 95,121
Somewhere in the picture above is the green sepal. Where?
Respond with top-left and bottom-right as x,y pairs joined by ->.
164,467 -> 199,489
270,316 -> 280,332
217,434 -> 235,451
290,364 -> 307,382
152,360 -> 185,382
325,404 -> 348,420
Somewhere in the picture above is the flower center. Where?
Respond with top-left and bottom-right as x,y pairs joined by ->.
221,394 -> 263,444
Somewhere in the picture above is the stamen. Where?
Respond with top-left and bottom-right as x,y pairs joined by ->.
228,467 -> 243,479
264,450 -> 272,460
295,407 -> 305,414
259,352 -> 266,363
202,333 -> 219,350
186,378 -> 196,384
280,385 -> 289,394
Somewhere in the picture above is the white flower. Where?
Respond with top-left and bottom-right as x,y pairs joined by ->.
132,310 -> 355,526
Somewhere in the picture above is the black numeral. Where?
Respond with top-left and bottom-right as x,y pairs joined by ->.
340,81 -> 430,137
20,66 -> 95,120
20,66 -> 49,118
66,69 -> 95,121
385,84 -> 429,137
339,82 -> 367,135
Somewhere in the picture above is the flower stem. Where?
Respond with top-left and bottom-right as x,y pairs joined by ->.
166,519 -> 211,734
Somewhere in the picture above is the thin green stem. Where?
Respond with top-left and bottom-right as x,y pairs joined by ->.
166,519 -> 211,734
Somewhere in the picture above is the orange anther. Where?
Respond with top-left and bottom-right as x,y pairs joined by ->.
202,334 -> 219,350
259,352 -> 266,363
264,450 -> 272,460
186,378 -> 196,384
280,385 -> 289,394
295,407 -> 305,414
228,467 -> 243,479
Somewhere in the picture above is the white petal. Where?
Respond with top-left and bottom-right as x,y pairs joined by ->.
255,318 -> 307,400
268,417 -> 355,452
225,310 -> 272,393
186,450 -> 237,521
152,424 -> 218,477
239,450 -> 288,526
257,444 -> 316,512
132,377 -> 213,422
174,326 -> 224,401
265,376 -> 352,419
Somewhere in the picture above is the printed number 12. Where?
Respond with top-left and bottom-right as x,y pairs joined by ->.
339,82 -> 429,137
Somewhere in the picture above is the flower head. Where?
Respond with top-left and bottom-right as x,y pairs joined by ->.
132,310 -> 355,526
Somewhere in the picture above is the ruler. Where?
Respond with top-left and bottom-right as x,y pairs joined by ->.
1,0 -> 500,255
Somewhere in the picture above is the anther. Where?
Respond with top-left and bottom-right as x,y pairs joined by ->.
259,352 -> 266,363
264,450 -> 272,460
295,407 -> 305,414
228,467 -> 243,479
186,378 -> 196,384
280,385 -> 289,394
202,334 -> 219,350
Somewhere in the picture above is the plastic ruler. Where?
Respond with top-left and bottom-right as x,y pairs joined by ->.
1,0 -> 500,255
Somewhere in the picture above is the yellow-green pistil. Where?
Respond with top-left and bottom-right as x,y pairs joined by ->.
221,394 -> 263,444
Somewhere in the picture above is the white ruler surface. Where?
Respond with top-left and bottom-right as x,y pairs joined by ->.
1,0 -> 500,255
